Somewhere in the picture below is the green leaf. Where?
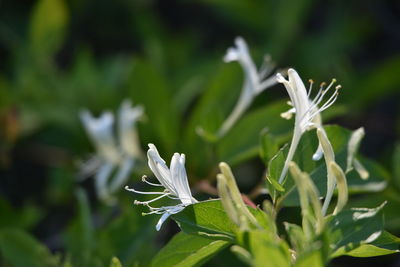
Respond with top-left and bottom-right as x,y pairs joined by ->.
269,129 -> 319,202
281,125 -> 388,207
172,200 -> 238,240
0,197 -> 43,229
0,229 -> 60,267
284,222 -> 308,253
266,144 -> 287,194
217,100 -> 290,165
328,202 -> 386,257
128,59 -> 179,152
30,0 -> 68,56
294,247 -> 324,267
95,201 -> 157,266
64,188 -> 94,266
240,230 -> 292,267
332,231 -> 400,258
260,129 -> 280,164
151,232 -> 229,267
182,63 -> 242,173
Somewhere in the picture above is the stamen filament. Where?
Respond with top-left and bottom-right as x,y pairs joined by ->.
142,175 -> 163,187
134,193 -> 171,205
124,185 -> 167,195
307,79 -> 314,97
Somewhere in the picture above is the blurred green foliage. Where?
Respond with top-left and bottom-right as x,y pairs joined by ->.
0,0 -> 399,266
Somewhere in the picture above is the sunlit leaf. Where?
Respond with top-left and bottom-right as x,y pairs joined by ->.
172,200 -> 238,240
328,202 -> 386,256
151,232 -> 229,267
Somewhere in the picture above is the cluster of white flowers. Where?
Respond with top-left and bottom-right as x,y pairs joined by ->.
80,37 -> 366,230
80,100 -> 144,203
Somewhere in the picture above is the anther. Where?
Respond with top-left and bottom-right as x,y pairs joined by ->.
308,79 -> 314,84
320,82 -> 327,88
335,85 -> 342,90
331,78 -> 337,83
142,175 -> 147,182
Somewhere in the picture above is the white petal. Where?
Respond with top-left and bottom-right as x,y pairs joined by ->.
80,110 -> 120,163
312,144 -> 324,161
224,48 -> 239,62
287,69 -> 310,119
109,157 -> 135,194
156,212 -> 172,231
155,206 -> 185,231
118,100 -> 144,158
95,162 -> 114,201
171,154 -> 195,205
147,144 -> 174,192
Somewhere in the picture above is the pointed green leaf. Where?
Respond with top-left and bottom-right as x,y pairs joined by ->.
172,200 -> 238,240
294,246 -> 324,267
328,203 -> 386,256
240,230 -> 291,267
151,232 -> 229,267
332,231 -> 400,258
128,60 -> 179,152
217,100 -> 290,165
0,229 -> 60,267
260,128 -> 280,164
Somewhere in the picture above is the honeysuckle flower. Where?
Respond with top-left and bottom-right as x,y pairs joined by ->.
216,37 -> 279,138
125,144 -> 197,231
80,100 -> 144,203
80,111 -> 121,165
276,68 -> 341,184
118,100 -> 144,159
346,127 -> 369,180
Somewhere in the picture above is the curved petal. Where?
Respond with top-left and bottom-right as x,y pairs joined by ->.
109,157 -> 135,194
174,154 -> 196,205
80,110 -> 120,163
147,144 -> 174,191
156,212 -> 172,231
118,100 -> 144,158
95,162 -> 114,201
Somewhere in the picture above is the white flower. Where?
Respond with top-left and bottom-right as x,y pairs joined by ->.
217,37 -> 278,137
125,144 -> 197,231
80,100 -> 144,203
118,100 -> 144,159
80,111 -> 121,164
276,68 -> 341,184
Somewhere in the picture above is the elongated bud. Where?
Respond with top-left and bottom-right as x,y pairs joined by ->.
217,162 -> 260,229
289,162 -> 324,237
330,162 -> 348,215
316,128 -> 336,215
346,127 -> 369,179
217,174 -> 241,226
